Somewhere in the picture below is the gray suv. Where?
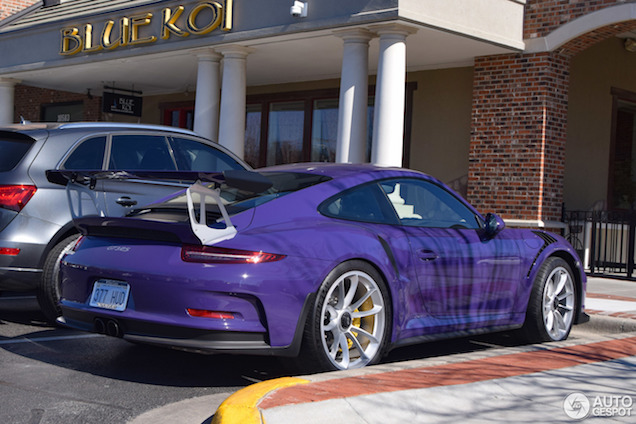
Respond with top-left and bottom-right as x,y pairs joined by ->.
0,122 -> 249,322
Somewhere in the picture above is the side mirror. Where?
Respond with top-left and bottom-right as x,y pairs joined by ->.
483,213 -> 505,238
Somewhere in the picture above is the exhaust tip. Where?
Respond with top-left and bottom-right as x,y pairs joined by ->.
94,318 -> 106,334
106,319 -> 122,338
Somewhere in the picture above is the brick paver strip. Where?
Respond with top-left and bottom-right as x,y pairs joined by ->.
260,336 -> 636,409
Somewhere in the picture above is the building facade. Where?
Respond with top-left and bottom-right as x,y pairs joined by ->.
1,0 -> 636,235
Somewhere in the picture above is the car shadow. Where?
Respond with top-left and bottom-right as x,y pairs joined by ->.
0,307 -> 529,389
0,307 -> 297,388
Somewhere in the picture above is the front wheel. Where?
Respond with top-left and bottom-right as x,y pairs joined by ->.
521,257 -> 577,342
37,234 -> 81,323
301,261 -> 391,371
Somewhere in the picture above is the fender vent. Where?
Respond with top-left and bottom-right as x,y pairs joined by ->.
527,231 -> 557,277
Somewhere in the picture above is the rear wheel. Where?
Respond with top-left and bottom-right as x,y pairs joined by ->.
521,257 -> 576,342
301,260 -> 391,371
37,234 -> 80,323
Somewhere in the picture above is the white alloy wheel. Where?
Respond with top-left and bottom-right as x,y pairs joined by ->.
319,269 -> 387,370
541,265 -> 575,340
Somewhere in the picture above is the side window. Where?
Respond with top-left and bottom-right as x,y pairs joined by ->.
108,135 -> 177,170
380,179 -> 480,229
62,136 -> 106,170
170,137 -> 244,172
319,182 -> 397,225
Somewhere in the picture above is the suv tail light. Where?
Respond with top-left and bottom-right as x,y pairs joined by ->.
0,185 -> 37,212
181,245 -> 286,264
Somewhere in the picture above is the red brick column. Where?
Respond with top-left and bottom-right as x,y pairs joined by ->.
467,52 -> 570,225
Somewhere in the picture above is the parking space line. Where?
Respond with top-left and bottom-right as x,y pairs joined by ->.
0,333 -> 102,345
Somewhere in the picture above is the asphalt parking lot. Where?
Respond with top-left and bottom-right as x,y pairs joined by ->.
1,277 -> 636,423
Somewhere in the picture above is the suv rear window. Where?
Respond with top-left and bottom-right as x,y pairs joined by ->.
0,135 -> 34,171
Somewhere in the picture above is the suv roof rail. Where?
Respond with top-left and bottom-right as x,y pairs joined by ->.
57,122 -> 199,137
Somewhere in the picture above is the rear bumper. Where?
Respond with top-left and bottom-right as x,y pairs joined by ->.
0,266 -> 41,291
59,307 -> 303,357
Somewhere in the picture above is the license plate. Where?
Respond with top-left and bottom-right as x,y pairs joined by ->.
89,280 -> 130,311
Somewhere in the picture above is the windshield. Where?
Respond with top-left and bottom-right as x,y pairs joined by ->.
128,171 -> 331,221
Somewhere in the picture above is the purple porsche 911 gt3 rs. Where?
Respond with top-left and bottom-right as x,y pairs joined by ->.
55,163 -> 587,371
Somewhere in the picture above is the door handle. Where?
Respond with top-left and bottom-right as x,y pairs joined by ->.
418,249 -> 438,262
116,196 -> 137,207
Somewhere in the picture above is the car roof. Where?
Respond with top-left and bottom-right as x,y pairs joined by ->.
0,122 -> 199,137
260,162 -> 431,180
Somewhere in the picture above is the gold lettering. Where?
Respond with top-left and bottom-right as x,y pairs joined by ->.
82,24 -> 102,52
101,18 -> 130,50
130,13 -> 157,45
60,1 -> 234,56
223,0 -> 233,31
60,27 -> 82,55
187,2 -> 222,35
161,6 -> 189,39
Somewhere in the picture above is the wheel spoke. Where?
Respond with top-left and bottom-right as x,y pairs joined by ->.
346,331 -> 369,361
553,310 -> 566,333
554,271 -> 568,297
350,287 -> 375,312
350,325 -> 379,345
336,280 -> 346,309
343,275 -> 359,308
352,304 -> 382,319
337,333 -> 350,368
545,308 -> 554,331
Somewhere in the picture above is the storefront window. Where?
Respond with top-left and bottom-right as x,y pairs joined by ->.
245,104 -> 262,168
245,84 -> 414,168
267,101 -> 305,166
311,99 -> 338,162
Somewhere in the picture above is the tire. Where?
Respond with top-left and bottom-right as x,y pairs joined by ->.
301,260 -> 392,371
37,234 -> 81,323
521,257 -> 577,342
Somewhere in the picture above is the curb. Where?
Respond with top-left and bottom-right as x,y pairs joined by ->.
210,314 -> 636,424
210,377 -> 309,424
582,313 -> 636,334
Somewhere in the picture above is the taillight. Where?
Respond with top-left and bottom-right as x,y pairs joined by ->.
0,247 -> 20,256
0,185 -> 37,212
187,309 -> 235,319
181,245 -> 286,264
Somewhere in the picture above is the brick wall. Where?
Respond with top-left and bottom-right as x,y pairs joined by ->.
14,84 -> 102,122
0,0 -> 39,21
524,0 -> 633,39
468,53 -> 570,222
468,1 -> 636,225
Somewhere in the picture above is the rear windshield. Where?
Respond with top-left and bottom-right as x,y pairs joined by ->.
129,172 -> 331,220
0,136 -> 33,171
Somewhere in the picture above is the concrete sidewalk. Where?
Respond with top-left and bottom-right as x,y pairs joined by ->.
210,277 -> 636,424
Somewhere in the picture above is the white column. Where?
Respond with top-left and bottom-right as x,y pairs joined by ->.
334,29 -> 373,163
216,45 -> 254,159
0,78 -> 19,125
193,50 -> 222,141
371,24 -> 416,167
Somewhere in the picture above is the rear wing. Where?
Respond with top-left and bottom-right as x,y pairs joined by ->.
46,169 -> 273,246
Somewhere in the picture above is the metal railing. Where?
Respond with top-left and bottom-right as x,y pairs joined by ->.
563,210 -> 636,279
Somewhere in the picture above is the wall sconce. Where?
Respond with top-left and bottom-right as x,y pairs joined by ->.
290,1 -> 308,18
625,38 -> 636,53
